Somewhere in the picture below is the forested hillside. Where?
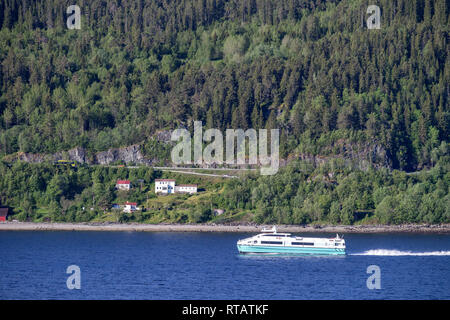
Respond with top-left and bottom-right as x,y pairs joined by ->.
0,0 -> 448,170
0,161 -> 448,224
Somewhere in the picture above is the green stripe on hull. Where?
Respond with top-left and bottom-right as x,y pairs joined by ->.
237,245 -> 345,255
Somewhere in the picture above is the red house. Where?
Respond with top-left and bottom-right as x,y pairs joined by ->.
123,202 -> 138,213
116,180 -> 131,190
0,208 -> 9,222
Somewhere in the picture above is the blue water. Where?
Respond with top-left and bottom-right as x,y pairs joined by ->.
0,231 -> 449,299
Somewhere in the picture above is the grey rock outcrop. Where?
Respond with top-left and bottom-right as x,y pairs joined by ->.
52,147 -> 90,164
9,138 -> 392,170
155,130 -> 172,143
17,152 -> 45,163
67,147 -> 89,164
14,145 -> 144,165
95,144 -> 144,165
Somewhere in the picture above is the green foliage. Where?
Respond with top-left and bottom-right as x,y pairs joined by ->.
0,162 -> 158,222
217,162 -> 449,225
0,0 -> 447,171
0,1 -> 448,225
0,161 -> 448,225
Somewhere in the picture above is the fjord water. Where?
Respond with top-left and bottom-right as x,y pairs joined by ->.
0,231 -> 449,300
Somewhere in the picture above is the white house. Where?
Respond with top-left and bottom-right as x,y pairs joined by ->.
116,180 -> 131,190
123,201 -> 138,213
155,179 -> 197,194
155,179 -> 176,194
175,184 -> 198,194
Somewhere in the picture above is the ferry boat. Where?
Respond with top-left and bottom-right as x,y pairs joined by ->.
237,226 -> 346,255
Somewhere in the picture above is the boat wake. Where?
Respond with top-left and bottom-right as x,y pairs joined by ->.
351,249 -> 450,256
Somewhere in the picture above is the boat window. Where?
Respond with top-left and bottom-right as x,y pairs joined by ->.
263,234 -> 287,237
261,241 -> 283,245
292,242 -> 314,246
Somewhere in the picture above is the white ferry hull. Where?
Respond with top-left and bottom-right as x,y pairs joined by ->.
237,244 -> 346,255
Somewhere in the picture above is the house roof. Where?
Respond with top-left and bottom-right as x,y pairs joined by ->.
0,208 -> 8,217
124,202 -> 137,206
116,180 -> 131,184
155,179 -> 176,182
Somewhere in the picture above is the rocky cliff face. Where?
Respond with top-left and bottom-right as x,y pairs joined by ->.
16,151 -> 46,163
66,147 -> 88,164
9,138 -> 391,170
95,145 -> 143,165
14,145 -> 145,165
15,147 -> 90,164
288,140 -> 390,170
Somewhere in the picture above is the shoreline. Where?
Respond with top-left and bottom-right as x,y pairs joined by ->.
0,222 -> 449,233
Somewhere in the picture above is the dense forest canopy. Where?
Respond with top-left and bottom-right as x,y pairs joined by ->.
0,0 -> 448,172
0,0 -> 448,225
0,160 -> 448,224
